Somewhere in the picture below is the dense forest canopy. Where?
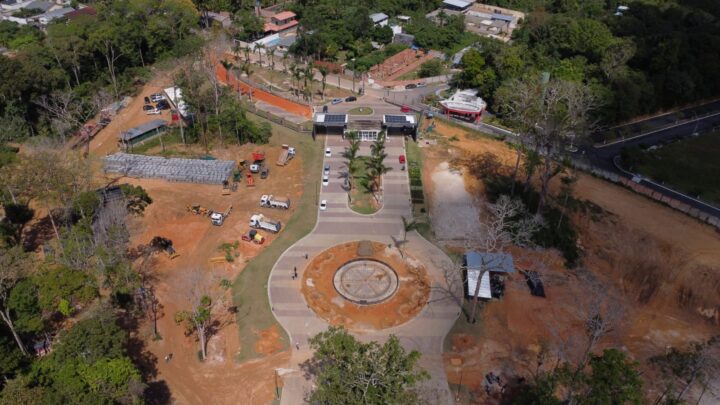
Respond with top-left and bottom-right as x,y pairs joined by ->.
456,0 -> 720,123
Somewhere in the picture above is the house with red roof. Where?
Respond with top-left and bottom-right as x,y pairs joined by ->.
263,11 -> 297,34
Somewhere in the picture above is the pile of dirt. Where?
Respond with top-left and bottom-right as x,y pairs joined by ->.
301,241 -> 430,330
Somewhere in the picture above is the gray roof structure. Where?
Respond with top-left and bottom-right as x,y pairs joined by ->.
120,120 -> 167,142
464,252 -> 515,273
22,0 -> 53,12
442,0 -> 472,10
369,12 -> 389,23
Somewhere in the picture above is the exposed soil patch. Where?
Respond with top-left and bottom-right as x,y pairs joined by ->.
254,325 -> 284,356
429,161 -> 482,241
301,241 -> 430,330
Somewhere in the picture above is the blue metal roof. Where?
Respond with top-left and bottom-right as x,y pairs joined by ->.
464,252 -> 515,273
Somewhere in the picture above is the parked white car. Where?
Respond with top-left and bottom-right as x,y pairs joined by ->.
325,148 -> 332,158
319,200 -> 327,211
322,175 -> 329,186
323,164 -> 330,176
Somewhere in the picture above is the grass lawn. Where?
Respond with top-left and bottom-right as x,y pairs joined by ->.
231,114 -> 323,362
634,131 -> 720,206
349,156 -> 380,215
347,107 -> 373,115
127,130 -> 192,157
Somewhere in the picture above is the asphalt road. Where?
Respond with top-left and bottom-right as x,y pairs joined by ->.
581,111 -> 720,218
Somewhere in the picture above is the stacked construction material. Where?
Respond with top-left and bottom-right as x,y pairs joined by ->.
104,153 -> 234,185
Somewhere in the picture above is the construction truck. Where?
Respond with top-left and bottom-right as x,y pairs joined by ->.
276,144 -> 296,166
222,180 -> 231,196
249,214 -> 281,233
246,172 -> 255,187
150,236 -> 179,259
241,229 -> 265,244
210,205 -> 233,226
250,151 -> 265,172
260,195 -> 290,209
187,204 -> 209,215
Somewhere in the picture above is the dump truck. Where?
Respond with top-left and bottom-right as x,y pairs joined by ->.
250,152 -> 265,172
209,205 -> 233,226
276,144 -> 296,166
249,214 -> 281,233
260,195 -> 290,209
241,229 -> 265,244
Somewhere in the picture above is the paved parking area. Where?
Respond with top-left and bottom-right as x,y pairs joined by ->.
269,135 -> 460,404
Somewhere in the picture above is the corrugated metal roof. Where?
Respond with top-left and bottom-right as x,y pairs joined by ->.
464,252 -> 514,273
467,269 -> 491,298
120,120 -> 167,141
369,12 -> 389,23
443,0 -> 472,9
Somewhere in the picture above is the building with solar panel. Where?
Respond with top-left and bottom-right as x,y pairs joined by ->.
313,113 -> 418,141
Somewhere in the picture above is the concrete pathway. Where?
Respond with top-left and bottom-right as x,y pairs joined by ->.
269,135 -> 460,404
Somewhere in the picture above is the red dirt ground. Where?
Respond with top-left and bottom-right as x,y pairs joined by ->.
90,129 -> 305,403
216,61 -> 312,119
301,241 -> 430,331
422,118 -> 720,403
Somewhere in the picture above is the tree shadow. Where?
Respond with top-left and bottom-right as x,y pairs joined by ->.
22,213 -> 58,251
145,380 -> 173,405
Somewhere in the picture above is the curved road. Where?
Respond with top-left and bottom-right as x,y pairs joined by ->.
268,135 -> 460,404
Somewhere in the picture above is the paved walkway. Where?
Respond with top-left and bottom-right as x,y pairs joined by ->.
269,136 -> 460,404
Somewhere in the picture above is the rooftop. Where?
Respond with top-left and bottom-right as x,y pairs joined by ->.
120,120 -> 167,142
369,12 -> 389,23
272,11 -> 296,21
443,0 -> 472,9
264,19 -> 298,33
464,252 -> 514,273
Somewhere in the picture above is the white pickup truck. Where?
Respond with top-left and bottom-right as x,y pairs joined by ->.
260,195 -> 290,209
249,214 -> 282,233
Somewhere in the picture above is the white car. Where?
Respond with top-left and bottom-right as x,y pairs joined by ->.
325,148 -> 331,158
319,200 -> 327,211
323,164 -> 330,176
322,175 -> 329,186
150,93 -> 165,102
144,107 -> 161,115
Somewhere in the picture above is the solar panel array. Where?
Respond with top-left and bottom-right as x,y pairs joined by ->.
384,115 -> 409,123
324,114 -> 347,124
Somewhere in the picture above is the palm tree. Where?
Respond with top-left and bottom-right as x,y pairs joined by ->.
242,63 -> 254,101
401,216 -> 418,242
341,132 -> 360,192
291,64 -> 302,98
256,43 -> 265,66
268,50 -> 276,88
368,156 -> 391,193
318,66 -> 329,100
220,59 -> 233,84
303,61 -> 314,102
242,45 -> 251,64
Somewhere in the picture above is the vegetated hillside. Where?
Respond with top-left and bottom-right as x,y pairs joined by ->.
0,0 -> 202,143
456,0 -> 720,124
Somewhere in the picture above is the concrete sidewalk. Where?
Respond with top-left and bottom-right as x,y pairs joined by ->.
268,135 -> 460,404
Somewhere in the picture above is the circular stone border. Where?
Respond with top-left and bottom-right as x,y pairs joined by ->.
333,259 -> 399,305
301,241 -> 430,330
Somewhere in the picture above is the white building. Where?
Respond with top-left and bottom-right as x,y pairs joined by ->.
440,89 -> 487,122
369,12 -> 389,27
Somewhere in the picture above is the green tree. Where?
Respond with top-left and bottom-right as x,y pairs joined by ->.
8,278 -> 43,335
119,184 -> 153,215
341,132 -> 360,192
306,326 -> 428,404
458,49 -> 497,96
419,59 -> 443,78
34,265 -> 97,316
578,348 -> 643,404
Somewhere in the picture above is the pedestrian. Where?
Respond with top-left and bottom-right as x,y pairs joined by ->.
295,342 -> 300,350
305,253 -> 309,259
165,353 -> 173,363
294,267 -> 297,278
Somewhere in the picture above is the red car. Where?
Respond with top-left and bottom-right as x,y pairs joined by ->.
401,105 -> 411,113
399,154 -> 406,164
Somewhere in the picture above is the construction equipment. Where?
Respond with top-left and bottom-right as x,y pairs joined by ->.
250,151 -> 265,172
231,181 -> 239,192
187,204 -> 209,216
260,195 -> 290,209
246,172 -> 255,187
222,180 -> 231,196
241,229 -> 265,244
249,214 -> 281,233
209,204 -> 233,226
276,144 -> 296,166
